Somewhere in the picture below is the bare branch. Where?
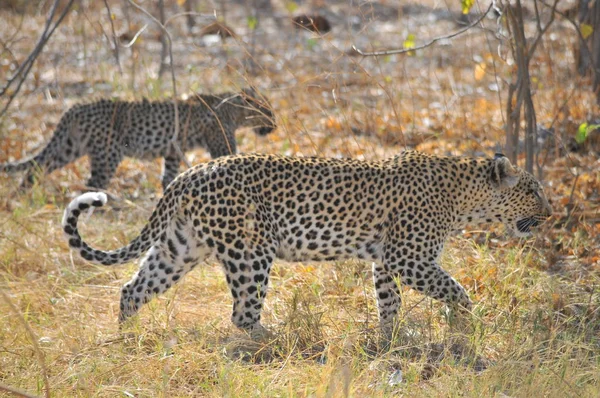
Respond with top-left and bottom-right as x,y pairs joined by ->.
120,24 -> 148,48
0,383 -> 40,398
0,1 -> 59,98
103,0 -> 123,74
0,0 -> 76,118
528,0 -> 559,61
163,11 -> 213,27
352,2 -> 493,57
0,14 -> 25,70
538,0 -> 600,84
127,0 -> 191,168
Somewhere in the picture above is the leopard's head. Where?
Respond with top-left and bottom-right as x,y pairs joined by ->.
487,153 -> 552,237
240,88 -> 276,136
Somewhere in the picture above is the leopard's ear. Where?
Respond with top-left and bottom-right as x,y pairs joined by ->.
241,87 -> 259,100
490,154 -> 519,189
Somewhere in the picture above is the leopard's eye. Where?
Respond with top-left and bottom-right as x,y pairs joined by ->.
532,190 -> 541,200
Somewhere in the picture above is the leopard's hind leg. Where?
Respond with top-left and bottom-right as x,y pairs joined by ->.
119,215 -> 211,323
216,232 -> 277,338
87,147 -> 123,189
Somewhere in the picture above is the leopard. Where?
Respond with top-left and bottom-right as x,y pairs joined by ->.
1,88 -> 275,191
62,150 -> 552,337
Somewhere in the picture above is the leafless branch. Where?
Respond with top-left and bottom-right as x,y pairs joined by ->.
0,383 -> 40,398
120,24 -> 148,48
538,0 -> 600,85
0,1 -> 59,98
528,0 -> 559,60
163,11 -> 213,27
127,0 -> 191,168
0,14 -> 25,70
352,2 -> 493,57
0,0 -> 75,118
0,37 -> 19,70
103,0 -> 123,74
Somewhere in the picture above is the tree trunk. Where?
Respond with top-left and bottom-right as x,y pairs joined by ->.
576,0 -> 600,103
505,0 -> 537,174
158,0 -> 168,78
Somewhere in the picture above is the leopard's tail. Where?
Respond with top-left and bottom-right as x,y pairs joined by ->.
0,157 -> 39,173
2,105 -> 83,176
62,182 -> 184,265
1,135 -> 62,176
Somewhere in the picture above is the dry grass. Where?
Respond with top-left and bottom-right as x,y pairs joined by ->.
1,1 -> 600,397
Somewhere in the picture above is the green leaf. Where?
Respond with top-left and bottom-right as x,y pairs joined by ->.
247,16 -> 258,30
576,122 -> 600,144
581,23 -> 594,40
403,33 -> 416,56
404,33 -> 416,49
461,0 -> 475,15
285,1 -> 298,13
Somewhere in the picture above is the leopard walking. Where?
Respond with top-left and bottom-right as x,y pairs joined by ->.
2,88 -> 275,191
62,151 -> 552,336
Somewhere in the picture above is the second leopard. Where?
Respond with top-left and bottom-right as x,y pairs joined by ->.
1,88 -> 275,191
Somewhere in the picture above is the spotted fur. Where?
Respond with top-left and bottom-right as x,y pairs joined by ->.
2,88 -> 275,191
62,151 -> 552,335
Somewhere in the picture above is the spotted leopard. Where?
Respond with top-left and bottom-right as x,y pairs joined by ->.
62,151 -> 552,336
2,88 -> 275,191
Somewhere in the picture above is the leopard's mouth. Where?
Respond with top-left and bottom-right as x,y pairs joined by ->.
514,215 -> 548,236
256,125 -> 275,136
516,217 -> 540,234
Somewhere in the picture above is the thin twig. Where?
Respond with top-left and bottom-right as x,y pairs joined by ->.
0,0 -> 75,118
566,174 -> 580,220
102,0 -> 123,74
120,24 -> 148,48
0,14 -> 25,70
0,0 -> 59,98
352,2 -> 493,56
127,0 -> 191,168
163,11 -> 213,27
129,0 -> 192,169
0,383 -> 40,398
528,0 -> 559,61
538,0 -> 600,84
0,289 -> 50,398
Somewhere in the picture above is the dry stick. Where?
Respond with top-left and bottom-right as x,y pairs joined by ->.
566,173 -> 580,221
0,37 -> 19,69
538,0 -> 600,85
0,383 -> 40,398
0,0 -> 59,97
120,24 -> 148,48
0,290 -> 50,398
0,13 -> 25,70
529,0 -> 560,66
103,0 -> 123,74
127,0 -> 191,168
352,2 -> 493,57
0,0 -> 75,118
161,12 -> 235,156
